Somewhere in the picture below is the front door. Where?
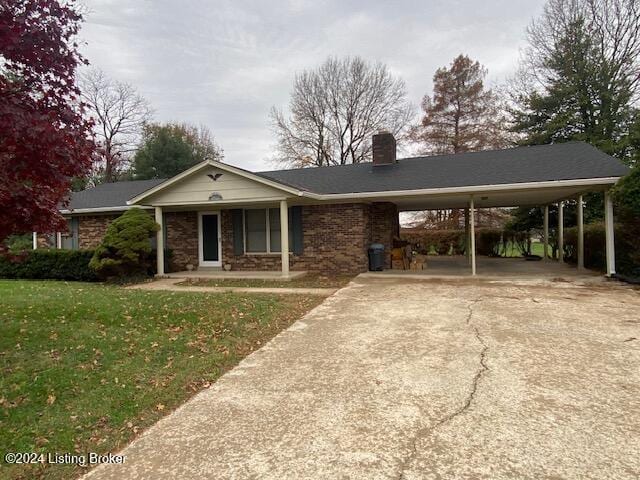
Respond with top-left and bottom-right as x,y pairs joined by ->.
199,212 -> 221,267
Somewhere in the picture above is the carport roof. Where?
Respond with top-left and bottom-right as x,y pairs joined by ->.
258,142 -> 629,194
64,141 -> 629,212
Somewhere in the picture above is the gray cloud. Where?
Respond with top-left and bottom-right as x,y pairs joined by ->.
80,0 -> 545,171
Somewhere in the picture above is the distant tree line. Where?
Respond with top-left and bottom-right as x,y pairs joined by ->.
78,67 -> 223,187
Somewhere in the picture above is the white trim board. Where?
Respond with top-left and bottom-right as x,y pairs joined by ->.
128,160 -> 304,205
60,205 -> 153,215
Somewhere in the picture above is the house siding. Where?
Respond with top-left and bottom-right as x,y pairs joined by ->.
164,211 -> 199,271
220,202 -> 397,274
369,202 -> 400,269
77,215 -> 121,249
46,202 -> 399,275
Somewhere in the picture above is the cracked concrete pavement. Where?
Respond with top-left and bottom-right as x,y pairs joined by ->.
85,276 -> 640,480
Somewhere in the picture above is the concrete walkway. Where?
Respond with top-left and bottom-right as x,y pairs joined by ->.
127,278 -> 337,296
86,276 -> 640,480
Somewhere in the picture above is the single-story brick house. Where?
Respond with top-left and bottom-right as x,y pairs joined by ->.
34,133 -> 629,276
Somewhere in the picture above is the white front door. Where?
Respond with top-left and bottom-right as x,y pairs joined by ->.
198,212 -> 222,267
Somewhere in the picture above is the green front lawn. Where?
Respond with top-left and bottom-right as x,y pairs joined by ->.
0,280 -> 321,480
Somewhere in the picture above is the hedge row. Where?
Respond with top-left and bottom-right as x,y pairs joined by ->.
563,223 -> 640,277
400,228 -> 516,256
0,250 -> 98,281
401,229 -> 467,255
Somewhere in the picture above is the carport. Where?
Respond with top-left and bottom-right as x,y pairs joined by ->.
260,138 -> 629,278
388,178 -> 618,276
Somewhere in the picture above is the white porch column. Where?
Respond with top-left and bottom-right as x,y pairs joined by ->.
604,190 -> 616,276
464,208 -> 470,264
280,200 -> 289,276
56,232 -> 62,249
577,195 -> 585,270
543,205 -> 549,261
557,201 -> 564,263
32,232 -> 37,250
470,197 -> 476,276
155,206 -> 165,276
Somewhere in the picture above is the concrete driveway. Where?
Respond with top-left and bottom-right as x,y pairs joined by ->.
85,276 -> 640,480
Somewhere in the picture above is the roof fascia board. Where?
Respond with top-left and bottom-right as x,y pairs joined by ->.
148,196 -> 289,207
127,160 -> 304,205
299,177 -> 622,201
60,205 -> 153,215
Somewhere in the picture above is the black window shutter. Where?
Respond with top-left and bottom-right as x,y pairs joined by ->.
290,206 -> 303,255
231,209 -> 244,255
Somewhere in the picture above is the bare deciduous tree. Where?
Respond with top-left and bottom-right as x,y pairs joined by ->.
521,0 -> 640,101
80,68 -> 153,183
270,56 -> 414,167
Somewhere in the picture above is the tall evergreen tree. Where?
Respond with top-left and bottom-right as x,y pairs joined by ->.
510,0 -> 640,222
133,123 -> 223,180
511,0 -> 640,161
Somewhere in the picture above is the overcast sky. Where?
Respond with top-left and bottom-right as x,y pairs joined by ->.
80,0 -> 545,172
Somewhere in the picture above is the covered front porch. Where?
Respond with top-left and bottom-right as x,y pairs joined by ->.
153,199 -> 297,278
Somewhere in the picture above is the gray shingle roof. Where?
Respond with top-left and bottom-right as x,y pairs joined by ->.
64,142 -> 629,210
257,142 -> 629,194
65,178 -> 166,210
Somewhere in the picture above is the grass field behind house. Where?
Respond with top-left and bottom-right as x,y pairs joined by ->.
0,280 -> 322,480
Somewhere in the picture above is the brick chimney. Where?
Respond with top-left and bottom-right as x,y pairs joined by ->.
372,131 -> 396,166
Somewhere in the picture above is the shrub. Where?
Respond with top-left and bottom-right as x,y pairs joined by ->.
0,249 -> 98,281
476,229 -> 503,256
400,229 -> 466,255
563,222 -> 640,277
90,208 -> 159,279
3,233 -> 32,253
503,229 -> 531,256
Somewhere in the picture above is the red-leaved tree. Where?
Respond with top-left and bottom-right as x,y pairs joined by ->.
0,0 -> 94,243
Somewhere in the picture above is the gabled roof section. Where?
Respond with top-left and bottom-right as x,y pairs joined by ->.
61,142 -> 629,213
127,160 -> 305,205
258,142 -> 629,194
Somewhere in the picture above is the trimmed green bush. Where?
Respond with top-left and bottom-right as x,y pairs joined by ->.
0,249 -> 98,281
564,223 -> 640,277
476,229 -> 503,256
3,233 -> 32,253
401,229 -> 466,255
90,208 -> 159,279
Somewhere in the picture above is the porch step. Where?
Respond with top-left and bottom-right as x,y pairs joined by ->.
162,270 -> 307,281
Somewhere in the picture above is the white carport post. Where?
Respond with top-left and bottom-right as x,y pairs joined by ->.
464,208 -> 470,264
557,201 -> 564,263
155,206 -> 165,276
604,190 -> 616,276
280,200 -> 290,277
469,196 -> 476,276
577,195 -> 585,270
543,205 -> 549,260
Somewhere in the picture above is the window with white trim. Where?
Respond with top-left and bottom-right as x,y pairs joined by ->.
244,208 -> 290,253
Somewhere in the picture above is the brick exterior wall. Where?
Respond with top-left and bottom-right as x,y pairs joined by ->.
78,214 -> 120,249
51,202 -> 399,275
369,202 -> 400,268
220,202 -> 398,274
164,211 -> 198,271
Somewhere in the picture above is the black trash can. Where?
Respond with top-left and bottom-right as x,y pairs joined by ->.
368,243 -> 385,271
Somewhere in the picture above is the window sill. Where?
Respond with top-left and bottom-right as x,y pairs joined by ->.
244,252 -> 293,256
